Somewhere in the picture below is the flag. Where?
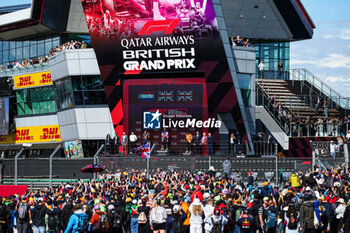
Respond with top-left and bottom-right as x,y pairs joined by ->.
158,91 -> 173,102
177,90 -> 193,101
134,142 -> 150,159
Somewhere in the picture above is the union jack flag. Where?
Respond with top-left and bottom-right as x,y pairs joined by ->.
134,142 -> 150,159
158,91 -> 173,102
177,90 -> 193,101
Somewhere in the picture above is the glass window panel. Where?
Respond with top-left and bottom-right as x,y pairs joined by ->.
237,73 -> 251,90
32,102 -> 41,114
2,50 -> 9,63
30,40 -> 37,46
9,42 -> 15,49
16,41 -> 22,47
16,46 -> 22,59
53,38 -> 60,48
24,41 -> 29,46
0,41 -> 2,52
71,77 -> 82,91
47,101 -> 56,112
73,91 -> 84,105
45,40 -> 52,53
31,88 -> 40,101
9,49 -> 15,61
3,41 -> 8,50
17,103 -> 25,115
40,101 -> 48,114
24,103 -> 32,115
23,46 -> 29,59
30,44 -> 37,58
16,91 -> 24,103
38,43 -> 44,57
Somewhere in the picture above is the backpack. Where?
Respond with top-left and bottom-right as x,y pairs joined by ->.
47,212 -> 57,231
265,209 -> 277,229
112,211 -> 122,229
92,213 -> 107,232
211,217 -> 222,233
235,208 -> 242,222
18,203 -> 28,220
172,216 -> 182,233
76,214 -> 89,233
138,212 -> 147,224
287,214 -> 298,230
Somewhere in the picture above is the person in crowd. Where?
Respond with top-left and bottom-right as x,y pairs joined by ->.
201,133 -> 208,156
278,61 -> 284,78
258,60 -> 264,78
236,209 -> 255,233
129,132 -> 137,154
315,96 -> 321,113
0,197 -> 11,233
105,134 -> 112,155
284,205 -> 299,233
142,131 -> 150,145
114,133 -> 120,155
189,199 -> 203,233
185,132 -> 193,154
194,132 -> 201,155
161,128 -> 169,151
64,204 -> 88,233
207,133 -> 214,155
204,207 -> 227,233
229,133 -> 236,155
222,157 -> 231,179
32,198 -> 47,233
16,195 -> 31,233
299,193 -> 315,233
45,201 -> 58,233
121,132 -> 128,155
323,99 -> 328,119
150,199 -> 167,233
288,173 -> 301,190
137,198 -> 150,233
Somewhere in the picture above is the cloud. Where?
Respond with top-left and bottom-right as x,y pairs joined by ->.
340,28 -> 350,39
291,54 -> 350,69
325,76 -> 347,83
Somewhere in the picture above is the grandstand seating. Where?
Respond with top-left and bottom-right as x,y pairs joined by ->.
257,78 -> 340,119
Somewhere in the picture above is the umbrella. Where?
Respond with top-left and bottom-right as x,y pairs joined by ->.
80,164 -> 104,173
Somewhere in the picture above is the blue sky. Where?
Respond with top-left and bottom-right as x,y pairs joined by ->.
0,0 -> 31,6
291,0 -> 350,96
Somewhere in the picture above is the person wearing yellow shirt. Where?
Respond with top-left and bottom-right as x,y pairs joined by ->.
181,198 -> 191,233
288,173 -> 301,190
185,132 -> 193,154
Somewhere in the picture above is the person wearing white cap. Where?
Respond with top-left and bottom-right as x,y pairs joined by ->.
189,198 -> 204,233
335,198 -> 346,225
203,198 -> 215,233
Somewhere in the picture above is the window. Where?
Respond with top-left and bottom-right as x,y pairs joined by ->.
237,73 -> 251,106
255,42 -> 290,79
15,86 -> 57,116
54,75 -> 106,110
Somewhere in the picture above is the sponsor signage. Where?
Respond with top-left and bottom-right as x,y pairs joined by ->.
15,125 -> 61,143
14,71 -> 52,89
143,109 -> 221,129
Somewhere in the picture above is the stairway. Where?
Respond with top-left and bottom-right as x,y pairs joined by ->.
257,79 -> 340,119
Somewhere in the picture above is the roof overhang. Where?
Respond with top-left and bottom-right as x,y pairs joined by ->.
273,0 -> 315,40
0,0 -> 71,40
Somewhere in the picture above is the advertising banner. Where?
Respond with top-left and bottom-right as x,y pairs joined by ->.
14,71 -> 52,89
64,140 -> 84,158
15,125 -> 61,144
81,0 -> 248,144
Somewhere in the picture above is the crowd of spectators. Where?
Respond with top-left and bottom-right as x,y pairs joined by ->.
267,95 -> 350,138
2,163 -> 350,233
231,36 -> 253,48
0,40 -> 87,71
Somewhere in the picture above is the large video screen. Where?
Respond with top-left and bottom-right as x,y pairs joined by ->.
0,98 -> 9,136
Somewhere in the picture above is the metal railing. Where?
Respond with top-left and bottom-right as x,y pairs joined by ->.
103,141 -> 276,157
256,85 -> 293,134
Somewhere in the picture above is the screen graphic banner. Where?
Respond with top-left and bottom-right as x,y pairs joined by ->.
81,0 -> 248,144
